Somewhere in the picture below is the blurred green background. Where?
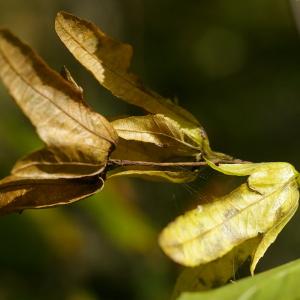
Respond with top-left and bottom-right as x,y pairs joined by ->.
0,0 -> 300,299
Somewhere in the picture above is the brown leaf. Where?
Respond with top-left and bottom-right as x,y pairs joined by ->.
54,12 -> 232,163
54,11 -> 200,131
107,166 -> 198,183
109,138 -> 198,183
0,174 -> 103,215
12,148 -> 105,179
60,65 -> 84,97
112,114 -> 201,159
111,138 -> 176,162
0,29 -> 118,165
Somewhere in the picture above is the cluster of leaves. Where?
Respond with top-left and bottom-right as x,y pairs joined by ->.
0,11 -> 299,298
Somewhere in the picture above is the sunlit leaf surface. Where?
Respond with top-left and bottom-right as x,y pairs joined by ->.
159,162 -> 299,273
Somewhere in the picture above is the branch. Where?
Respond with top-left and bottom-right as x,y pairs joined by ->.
108,158 -> 249,169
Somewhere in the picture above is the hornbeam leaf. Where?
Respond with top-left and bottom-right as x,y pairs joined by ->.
0,29 -> 118,165
0,174 -> 103,215
112,114 -> 201,159
12,148 -> 105,179
159,162 -> 299,273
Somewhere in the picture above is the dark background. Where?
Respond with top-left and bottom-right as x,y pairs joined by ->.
0,1 -> 300,299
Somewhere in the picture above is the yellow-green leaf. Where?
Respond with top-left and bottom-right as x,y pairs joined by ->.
159,162 -> 299,273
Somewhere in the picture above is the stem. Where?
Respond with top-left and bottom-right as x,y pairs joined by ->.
108,158 -> 248,168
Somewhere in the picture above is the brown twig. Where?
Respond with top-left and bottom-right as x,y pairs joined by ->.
108,158 -> 249,168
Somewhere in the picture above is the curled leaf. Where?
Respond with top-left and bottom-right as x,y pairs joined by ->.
159,162 -> 299,273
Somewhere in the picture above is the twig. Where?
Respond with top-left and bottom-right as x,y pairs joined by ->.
108,158 -> 248,168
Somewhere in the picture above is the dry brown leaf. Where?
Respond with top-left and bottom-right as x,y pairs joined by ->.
60,65 -> 84,96
55,11 -> 199,130
12,148 -> 106,179
0,29 -> 119,213
54,12 -> 235,163
0,29 -> 118,165
109,138 -> 198,183
112,114 -> 201,159
0,174 -> 103,215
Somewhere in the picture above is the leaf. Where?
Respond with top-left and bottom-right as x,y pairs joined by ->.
55,11 -> 236,164
12,148 -> 105,179
107,166 -> 198,183
112,114 -> 201,159
177,259 -> 300,300
0,174 -> 103,215
60,65 -> 84,96
54,10 -> 217,160
55,11 -> 199,129
0,29 -> 118,213
0,29 -> 117,165
111,138 -> 191,162
109,138 -> 198,183
172,237 -> 261,300
159,162 -> 299,273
